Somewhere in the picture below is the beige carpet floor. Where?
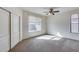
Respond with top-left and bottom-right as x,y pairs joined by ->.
10,35 -> 79,52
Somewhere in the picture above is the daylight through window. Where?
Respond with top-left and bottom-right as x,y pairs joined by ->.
28,16 -> 41,32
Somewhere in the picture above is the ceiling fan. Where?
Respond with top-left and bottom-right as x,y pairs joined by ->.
44,8 -> 60,15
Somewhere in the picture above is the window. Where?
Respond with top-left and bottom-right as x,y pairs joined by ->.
28,16 -> 41,32
70,14 -> 79,33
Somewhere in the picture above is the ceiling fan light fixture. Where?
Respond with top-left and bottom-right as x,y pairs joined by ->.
48,13 -> 51,15
48,12 -> 52,15
43,8 -> 60,15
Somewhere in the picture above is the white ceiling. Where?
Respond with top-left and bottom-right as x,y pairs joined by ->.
21,7 -> 57,16
20,7 -> 79,16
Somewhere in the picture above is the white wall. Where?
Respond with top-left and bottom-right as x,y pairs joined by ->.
23,11 -> 47,39
3,7 -> 23,41
47,8 -> 79,40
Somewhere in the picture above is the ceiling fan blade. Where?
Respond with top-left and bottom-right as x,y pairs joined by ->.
46,13 -> 48,15
52,12 -> 55,15
53,11 -> 60,13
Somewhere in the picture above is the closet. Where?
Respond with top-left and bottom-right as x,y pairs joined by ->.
0,8 -> 10,51
0,8 -> 20,51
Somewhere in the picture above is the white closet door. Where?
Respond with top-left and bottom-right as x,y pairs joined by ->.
11,14 -> 20,48
0,8 -> 10,51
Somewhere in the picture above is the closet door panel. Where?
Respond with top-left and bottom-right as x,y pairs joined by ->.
0,8 -> 10,51
11,14 -> 20,48
0,36 -> 9,52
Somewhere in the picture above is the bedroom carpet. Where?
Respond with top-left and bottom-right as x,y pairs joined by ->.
10,35 -> 79,52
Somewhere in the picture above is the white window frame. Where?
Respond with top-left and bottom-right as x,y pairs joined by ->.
70,14 -> 79,33
28,16 -> 42,32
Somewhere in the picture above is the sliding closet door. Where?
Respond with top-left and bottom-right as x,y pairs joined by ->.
0,8 -> 10,51
11,13 -> 20,48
